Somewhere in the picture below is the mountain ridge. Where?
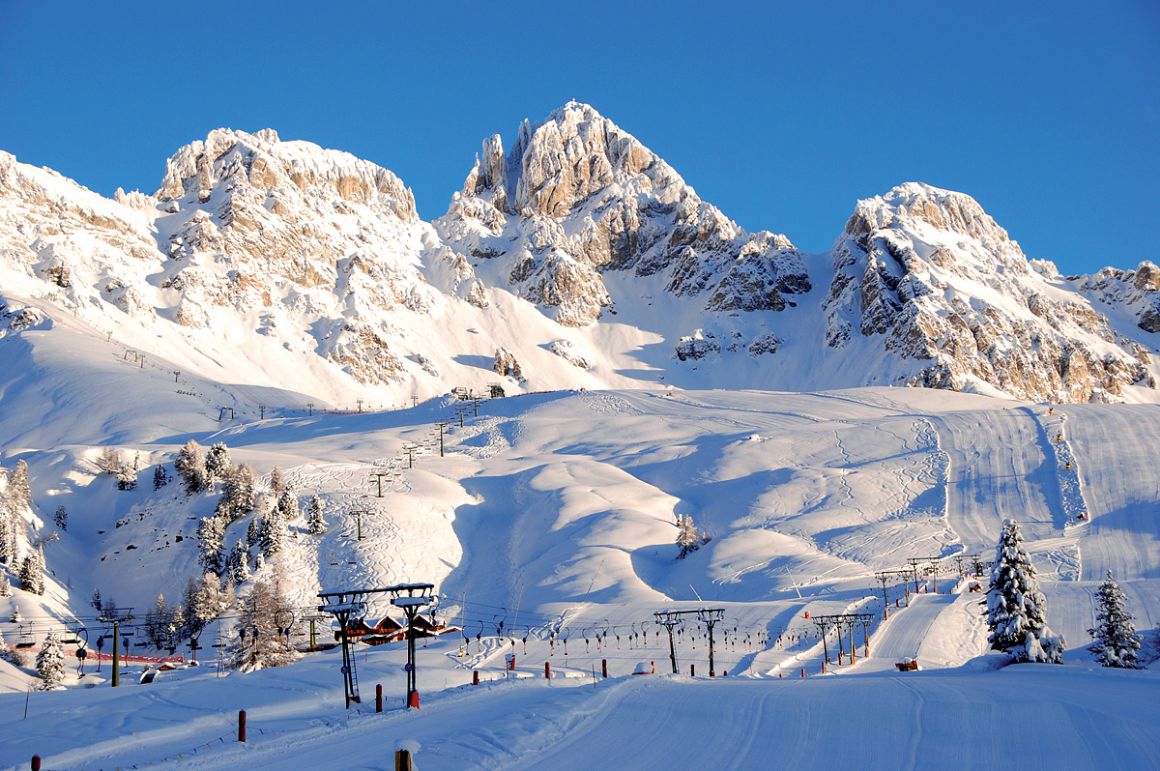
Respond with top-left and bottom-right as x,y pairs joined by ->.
1,103 -> 1157,406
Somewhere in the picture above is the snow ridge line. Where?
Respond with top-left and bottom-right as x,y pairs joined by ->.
1037,410 -> 1091,527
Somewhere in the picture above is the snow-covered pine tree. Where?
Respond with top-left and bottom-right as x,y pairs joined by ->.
36,631 -> 65,690
227,539 -> 252,583
0,573 -> 10,597
233,579 -> 298,672
18,550 -> 45,595
116,464 -> 138,491
144,593 -> 173,649
676,514 -> 708,558
1088,570 -> 1141,668
152,465 -> 170,491
204,443 -> 233,486
167,604 -> 186,650
986,519 -> 1064,663
257,515 -> 284,557
0,498 -> 15,564
8,461 -> 29,506
183,574 -> 228,640
306,496 -> 326,535
196,516 -> 226,574
246,516 -> 260,546
269,467 -> 286,496
54,505 -> 67,531
90,588 -> 102,612
0,626 -> 9,661
96,447 -> 122,475
216,465 -> 257,522
175,440 -> 207,495
273,489 -> 299,524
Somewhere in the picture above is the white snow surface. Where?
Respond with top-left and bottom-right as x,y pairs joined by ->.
1,367 -> 1160,767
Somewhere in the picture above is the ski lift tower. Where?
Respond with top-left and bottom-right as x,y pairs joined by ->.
389,583 -> 436,709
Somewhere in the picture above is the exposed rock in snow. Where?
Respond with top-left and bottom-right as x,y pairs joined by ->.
547,339 -> 592,369
492,347 -> 524,380
437,101 -> 809,326
675,330 -> 720,361
822,183 -> 1154,402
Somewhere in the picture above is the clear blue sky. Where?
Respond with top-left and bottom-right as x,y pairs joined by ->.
2,1 -> 1157,274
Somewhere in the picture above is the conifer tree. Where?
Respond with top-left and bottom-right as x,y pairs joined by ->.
0,626 -> 10,661
986,519 -> 1064,663
246,516 -> 260,546
90,588 -> 102,612
233,580 -> 298,672
204,443 -> 233,486
96,447 -> 122,475
116,465 -> 138,491
54,505 -> 67,531
227,539 -> 252,584
175,440 -> 207,495
306,496 -> 326,535
216,465 -> 257,522
19,550 -> 45,595
273,489 -> 299,524
152,465 -> 170,491
269,467 -> 286,497
144,593 -> 173,648
1088,570 -> 1141,668
0,573 -> 10,597
8,461 -> 31,509
675,514 -> 709,558
36,631 -> 65,690
257,515 -> 284,557
196,516 -> 226,574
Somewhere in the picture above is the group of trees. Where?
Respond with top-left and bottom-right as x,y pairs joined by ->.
986,519 -> 1144,669
97,447 -> 141,491
189,445 -> 327,585
0,460 -> 31,566
675,514 -> 710,559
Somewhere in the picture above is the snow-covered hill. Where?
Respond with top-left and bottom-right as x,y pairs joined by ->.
2,102 -> 1157,408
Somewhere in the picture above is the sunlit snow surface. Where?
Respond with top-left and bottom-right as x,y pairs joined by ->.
1,341 -> 1159,767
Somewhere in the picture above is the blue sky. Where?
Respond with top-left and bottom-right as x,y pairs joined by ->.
1,1 -> 1156,274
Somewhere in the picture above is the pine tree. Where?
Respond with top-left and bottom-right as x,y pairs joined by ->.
269,467 -> 286,497
90,588 -> 102,611
144,593 -> 173,649
273,489 -> 299,524
152,465 -> 170,491
246,516 -> 260,546
0,626 -> 10,662
183,574 -> 228,640
36,631 -> 65,690
116,465 -> 138,491
19,551 -> 45,595
196,516 -> 226,574
175,440 -> 208,495
676,514 -> 709,558
0,573 -> 10,597
168,604 -> 186,650
233,580 -> 298,672
257,515 -> 284,557
8,461 -> 30,508
96,447 -> 122,475
204,443 -> 233,486
986,519 -> 1064,663
216,464 -> 257,522
306,496 -> 326,535
0,499 -> 15,564
1088,570 -> 1141,668
54,505 -> 67,532
227,539 -> 252,583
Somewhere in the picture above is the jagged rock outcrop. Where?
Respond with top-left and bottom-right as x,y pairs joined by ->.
823,183 -> 1153,402
1071,261 -> 1160,333
492,347 -> 524,380
436,101 -> 810,326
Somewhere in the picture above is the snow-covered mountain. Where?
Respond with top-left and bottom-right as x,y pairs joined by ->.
1,102 -> 1157,406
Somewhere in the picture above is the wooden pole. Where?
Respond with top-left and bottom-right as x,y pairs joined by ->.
238,710 -> 247,742
395,749 -> 413,771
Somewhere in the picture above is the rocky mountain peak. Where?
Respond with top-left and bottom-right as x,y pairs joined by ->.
439,103 -> 808,326
156,128 -> 417,222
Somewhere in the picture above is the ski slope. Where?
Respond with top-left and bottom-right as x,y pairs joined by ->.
2,350 -> 1160,768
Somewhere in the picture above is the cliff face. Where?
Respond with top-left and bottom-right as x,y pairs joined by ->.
436,101 -> 810,327
823,183 -> 1153,402
0,105 -> 1156,404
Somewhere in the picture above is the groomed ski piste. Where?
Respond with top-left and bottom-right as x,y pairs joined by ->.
1,324 -> 1159,769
